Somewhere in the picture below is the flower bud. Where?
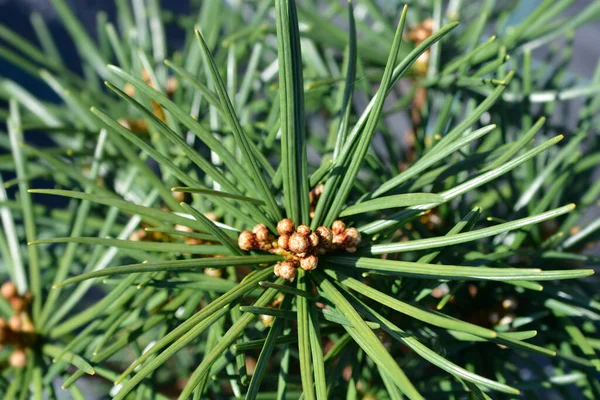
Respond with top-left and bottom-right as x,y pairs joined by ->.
300,255 -> 318,271
309,232 -> 320,248
21,319 -> 35,333
332,220 -> 346,235
296,225 -> 311,236
10,349 -> 27,368
238,231 -> 257,251
260,314 -> 275,327
204,268 -> 222,278
332,233 -> 345,246
274,261 -> 297,282
344,228 -> 361,247
288,233 -> 310,255
253,224 -> 267,233
315,226 -> 333,248
254,225 -> 273,244
1,282 -> 17,299
277,218 -> 296,236
10,297 -> 26,313
277,235 -> 290,250
8,315 -> 21,332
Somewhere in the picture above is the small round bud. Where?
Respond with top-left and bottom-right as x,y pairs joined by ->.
274,261 -> 297,282
300,255 -> 318,271
502,298 -> 518,311
345,246 -> 357,253
129,229 -> 146,242
315,226 -> 333,248
21,320 -> 35,333
332,233 -> 345,246
10,297 -> 26,313
288,233 -> 310,255
309,232 -> 320,248
124,82 -> 136,97
332,220 -> 346,235
296,225 -> 311,236
253,224 -> 267,234
204,268 -> 222,278
8,315 -> 21,332
344,228 -> 361,247
277,235 -> 290,250
10,349 -> 27,368
238,231 -> 257,251
172,191 -> 191,204
174,224 -> 194,233
277,218 -> 295,236
260,314 -> 275,327
254,225 -> 273,244
1,282 -> 17,299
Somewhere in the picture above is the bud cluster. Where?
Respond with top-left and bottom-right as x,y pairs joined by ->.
0,282 -> 37,368
238,218 -> 361,282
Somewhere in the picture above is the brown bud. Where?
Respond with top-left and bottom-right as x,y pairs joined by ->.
166,76 -> 179,97
296,225 -> 311,236
10,297 -> 26,313
238,231 -> 257,251
274,261 -> 297,282
277,235 -> 290,251
332,233 -> 345,246
174,224 -> 194,233
254,225 -> 273,244
300,255 -> 318,271
204,268 -> 222,278
277,218 -> 295,236
253,224 -> 267,233
129,229 -> 147,242
21,320 -> 35,333
309,232 -> 320,248
10,349 -> 27,368
1,282 -> 17,299
259,314 -> 275,327
8,315 -> 21,332
332,220 -> 346,235
288,233 -> 310,255
124,82 -> 136,97
344,228 -> 361,247
345,246 -> 357,253
315,226 -> 333,248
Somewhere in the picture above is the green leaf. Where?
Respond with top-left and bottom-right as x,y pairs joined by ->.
368,204 -> 575,254
361,134 -> 565,235
54,256 -> 281,287
28,237 -> 228,255
327,256 -> 593,281
340,193 -> 444,217
113,267 -> 275,386
194,30 -> 282,222
41,344 -> 95,375
321,6 -> 408,226
313,270 -> 423,400
177,285 -> 280,399
348,292 -> 520,395
296,269 -> 315,400
245,297 -> 292,400
8,101 -> 41,320
172,187 -> 265,205
330,271 -> 497,338
275,0 -> 310,224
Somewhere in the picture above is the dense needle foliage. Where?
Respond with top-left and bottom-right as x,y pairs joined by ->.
0,0 -> 600,398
